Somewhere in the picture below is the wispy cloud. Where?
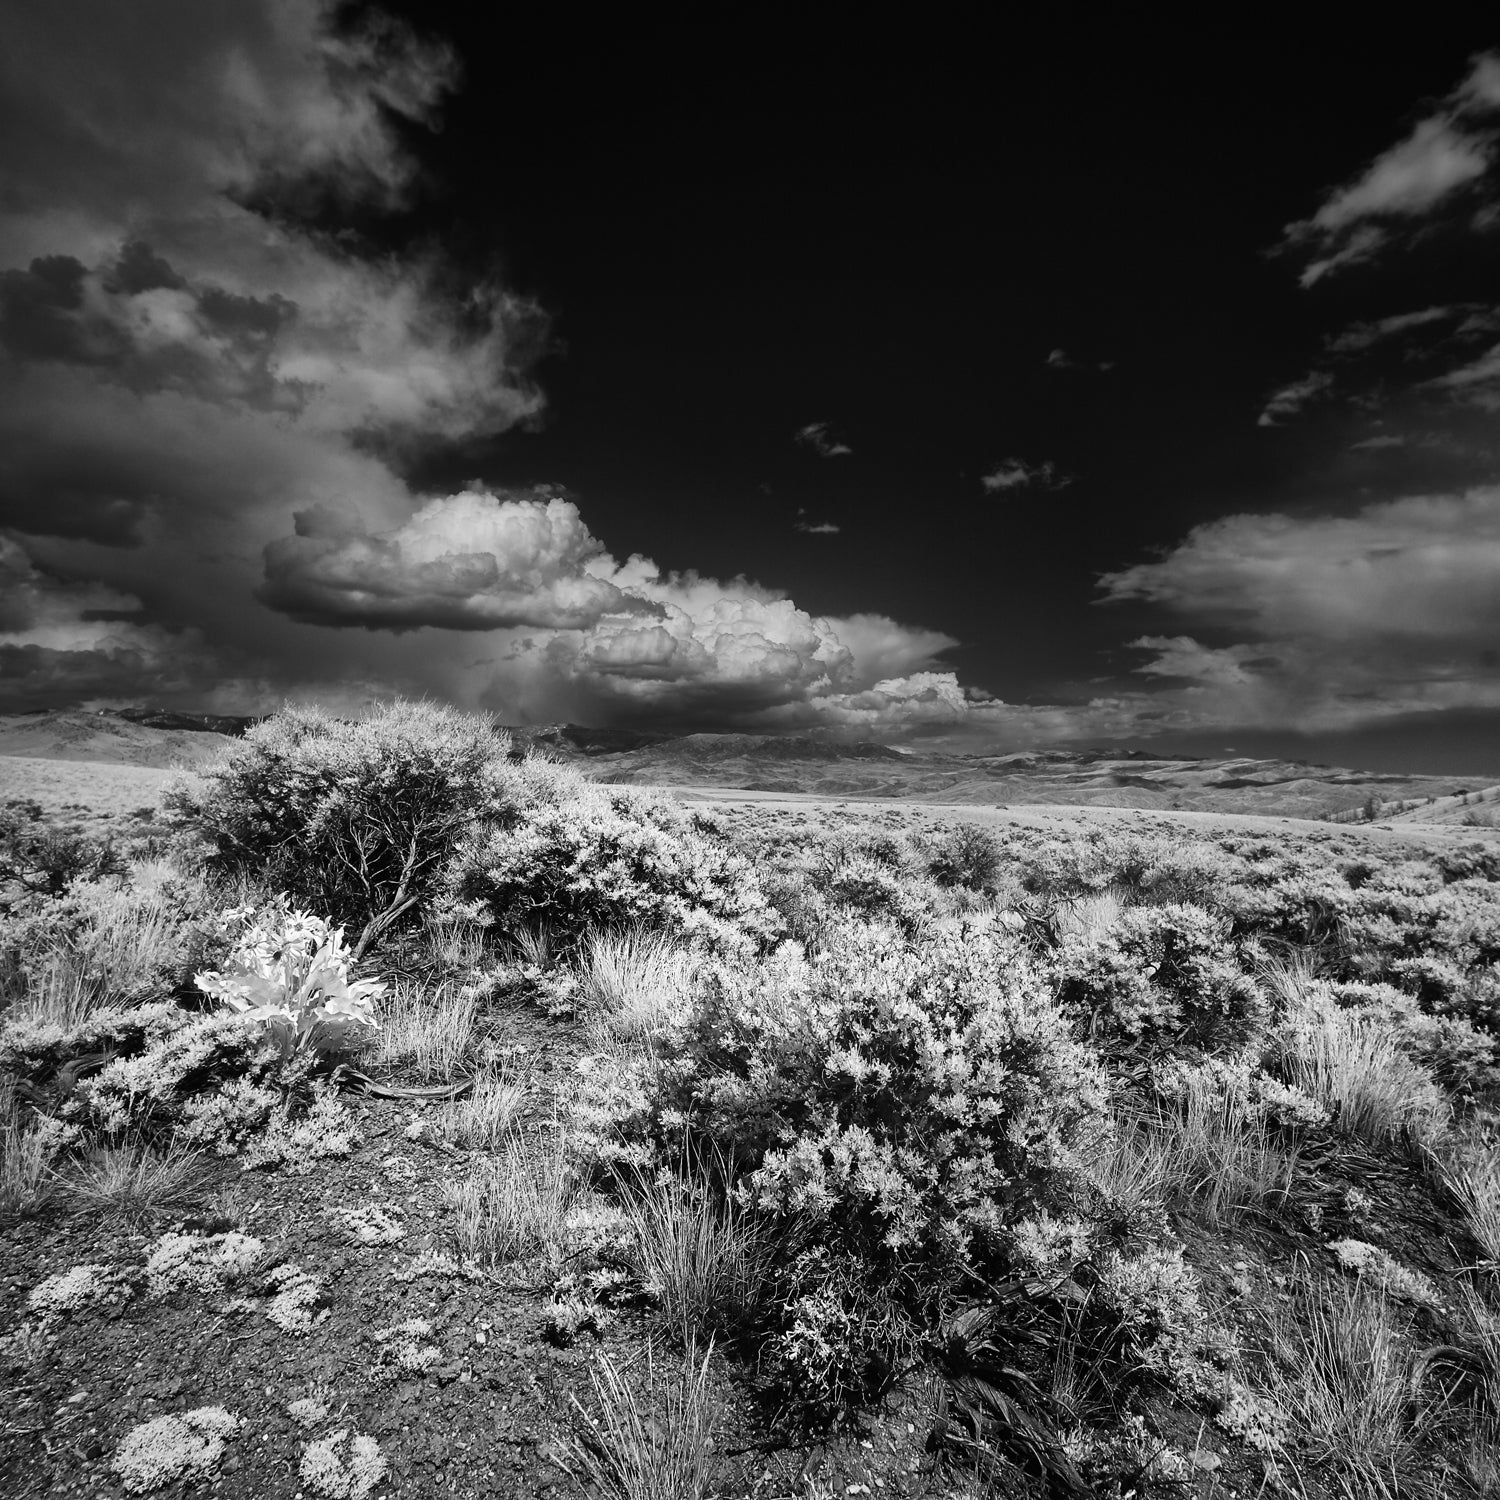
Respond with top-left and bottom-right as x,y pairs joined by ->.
980,458 -> 1071,493
1281,52 -> 1500,286
794,420 -> 853,457
794,508 -> 840,535
1256,369 -> 1334,426
1045,347 -> 1114,373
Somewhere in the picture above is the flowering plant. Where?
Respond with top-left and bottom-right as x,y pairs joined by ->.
194,904 -> 383,1059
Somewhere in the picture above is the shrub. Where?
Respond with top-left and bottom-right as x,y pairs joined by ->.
172,700 -> 520,956
922,821 -> 1003,893
0,806 -> 123,904
590,917 -> 1110,1402
1050,903 -> 1267,1059
448,786 -> 778,955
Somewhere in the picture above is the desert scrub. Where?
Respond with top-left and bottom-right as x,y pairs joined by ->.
299,1430 -> 389,1499
588,917 -> 1110,1386
1,865 -> 215,1024
447,783 -> 779,955
1049,902 -> 1267,1060
172,700 -> 525,955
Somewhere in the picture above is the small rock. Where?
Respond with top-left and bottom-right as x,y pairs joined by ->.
1191,1451 -> 1222,1472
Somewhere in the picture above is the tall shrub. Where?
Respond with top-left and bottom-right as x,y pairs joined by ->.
171,701 -> 528,956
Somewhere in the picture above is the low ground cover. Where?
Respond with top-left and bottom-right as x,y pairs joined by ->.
3,702 -> 1500,1499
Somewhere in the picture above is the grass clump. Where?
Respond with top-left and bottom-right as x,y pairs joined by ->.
577,927 -> 696,1044
61,1136 -> 211,1223
558,1342 -> 720,1500
375,977 -> 479,1083
444,1130 -> 577,1267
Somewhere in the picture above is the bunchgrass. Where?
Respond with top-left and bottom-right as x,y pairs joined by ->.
61,1136 -> 210,1223
436,1064 -> 528,1150
0,1119 -> 54,1217
1433,1136 -> 1500,1269
1249,1275 -> 1428,1498
1266,967 -> 1449,1152
444,1130 -> 576,1267
613,1154 -> 763,1341
375,977 -> 479,1084
576,927 -> 695,1045
558,1341 -> 720,1500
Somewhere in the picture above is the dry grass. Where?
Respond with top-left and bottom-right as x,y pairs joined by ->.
420,914 -> 486,972
0,1120 -> 54,1216
10,880 -> 185,1028
558,1342 -> 720,1500
444,1130 -> 576,1267
1433,1137 -> 1500,1270
1088,1083 -> 1300,1231
1249,1276 -> 1428,1498
1052,889 -> 1123,947
1265,963 -> 1449,1152
61,1136 -> 210,1222
375,977 -> 480,1083
436,1064 -> 528,1150
576,928 -> 696,1045
614,1155 -> 763,1341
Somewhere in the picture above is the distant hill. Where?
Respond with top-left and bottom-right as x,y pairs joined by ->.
0,710 -> 242,769
3,710 -> 1496,821
507,725 -> 1498,821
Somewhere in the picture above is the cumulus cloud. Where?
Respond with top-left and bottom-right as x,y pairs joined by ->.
1282,53 -> 1500,285
1097,486 -> 1500,731
794,421 -> 853,457
0,1 -> 548,708
260,490 -> 640,630
980,459 -> 1071,494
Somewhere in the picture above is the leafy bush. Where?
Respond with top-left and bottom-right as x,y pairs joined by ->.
172,701 -> 522,955
448,786 -> 778,955
919,821 -> 1003,893
586,918 -> 1110,1406
0,806 -> 122,905
1050,903 -> 1267,1059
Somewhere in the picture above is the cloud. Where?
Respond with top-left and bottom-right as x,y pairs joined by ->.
259,490 -> 640,630
1325,305 -> 1461,354
794,420 -> 853,457
794,508 -> 840,535
1045,348 -> 1114,373
1097,486 -> 1500,731
1256,370 -> 1334,426
1282,53 -> 1500,285
980,459 -> 1071,493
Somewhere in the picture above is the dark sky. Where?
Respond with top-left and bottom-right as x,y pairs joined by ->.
3,3 -> 1500,772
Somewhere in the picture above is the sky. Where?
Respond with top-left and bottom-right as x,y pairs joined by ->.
3,3 -> 1500,773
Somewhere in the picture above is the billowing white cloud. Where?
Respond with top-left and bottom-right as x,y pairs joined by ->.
980,459 -> 1070,494
260,491 -> 637,630
1282,53 -> 1500,285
